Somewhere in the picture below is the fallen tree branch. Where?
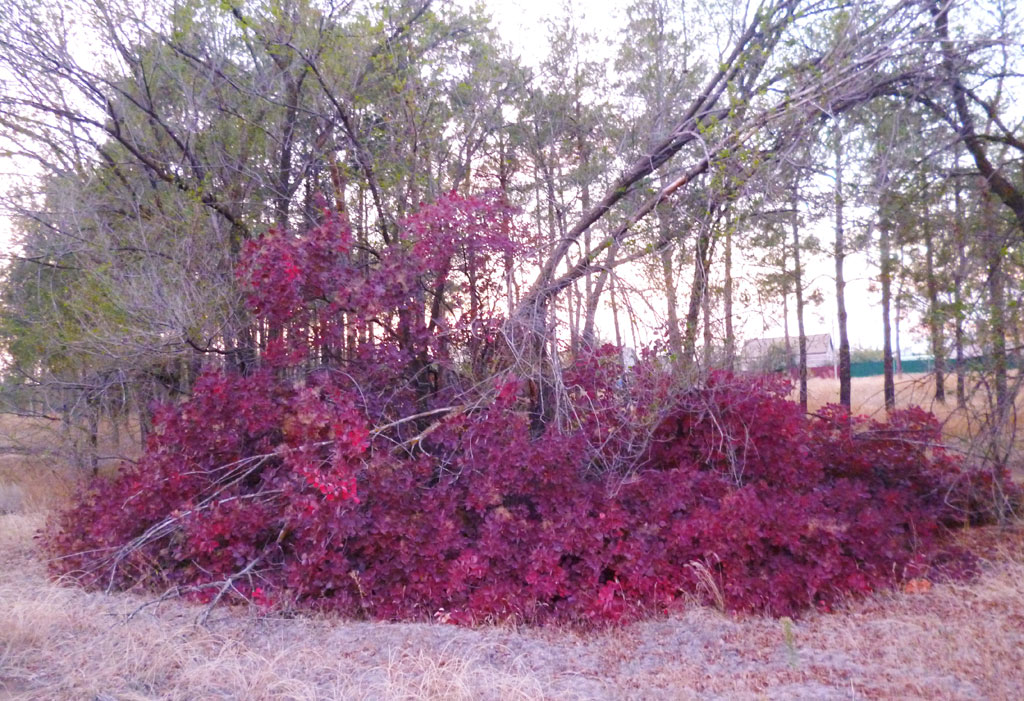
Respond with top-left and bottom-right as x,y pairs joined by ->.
196,553 -> 265,626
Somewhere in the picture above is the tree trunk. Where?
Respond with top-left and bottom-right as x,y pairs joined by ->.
792,184 -> 808,413
567,276 -> 580,357
924,190 -> 946,402
579,122 -> 593,356
723,221 -> 735,373
879,216 -> 896,412
682,221 -> 713,369
895,245 -> 905,376
609,270 -> 623,348
582,243 -> 620,348
498,135 -> 517,312
661,244 -> 683,361
87,401 -> 99,476
953,152 -> 967,407
979,188 -> 1016,518
984,194 -> 1009,429
658,198 -> 684,361
702,272 -> 713,369
834,129 -> 852,409
272,71 -> 301,232
782,267 -> 791,372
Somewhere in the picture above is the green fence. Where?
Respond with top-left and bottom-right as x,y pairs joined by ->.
848,356 -> 1019,377
849,359 -> 932,377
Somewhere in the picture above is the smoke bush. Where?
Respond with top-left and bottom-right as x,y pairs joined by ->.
45,195 -> 1014,623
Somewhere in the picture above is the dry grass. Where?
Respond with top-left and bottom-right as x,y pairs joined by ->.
0,413 -> 139,513
0,453 -> 76,515
804,372 -> 1024,480
801,372 -> 997,422
1,515 -> 555,701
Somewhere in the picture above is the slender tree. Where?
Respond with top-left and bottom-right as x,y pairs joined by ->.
833,126 -> 852,408
878,184 -> 897,412
791,180 -> 808,412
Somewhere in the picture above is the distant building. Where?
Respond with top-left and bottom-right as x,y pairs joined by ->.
742,334 -> 836,373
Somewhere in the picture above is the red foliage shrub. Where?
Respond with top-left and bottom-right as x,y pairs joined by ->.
44,195 -> 1016,624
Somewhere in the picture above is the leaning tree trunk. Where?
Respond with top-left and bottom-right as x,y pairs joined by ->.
504,1 -> 815,432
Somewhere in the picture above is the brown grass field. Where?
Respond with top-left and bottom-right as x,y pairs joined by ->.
802,372 -> 1024,482
2,375 -> 1023,700
803,369 -> 1012,424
